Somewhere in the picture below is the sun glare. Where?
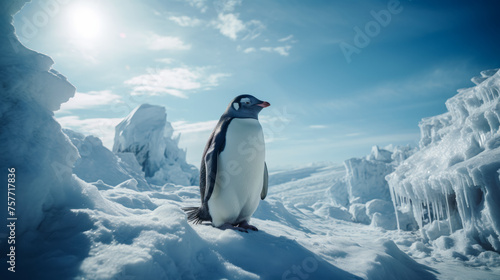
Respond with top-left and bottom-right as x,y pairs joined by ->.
67,4 -> 103,42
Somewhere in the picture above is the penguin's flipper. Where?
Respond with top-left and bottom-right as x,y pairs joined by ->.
202,117 -> 232,203
182,132 -> 219,224
203,143 -> 218,203
261,162 -> 268,200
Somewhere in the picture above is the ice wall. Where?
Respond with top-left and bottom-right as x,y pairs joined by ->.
0,2 -> 101,278
340,146 -> 417,230
345,146 -> 394,204
0,0 -> 81,234
113,104 -> 199,186
387,69 -> 500,252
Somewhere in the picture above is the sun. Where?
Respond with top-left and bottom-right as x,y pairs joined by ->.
67,3 -> 103,42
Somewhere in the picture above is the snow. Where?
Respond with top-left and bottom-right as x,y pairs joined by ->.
1,1 -> 500,279
64,129 -> 150,190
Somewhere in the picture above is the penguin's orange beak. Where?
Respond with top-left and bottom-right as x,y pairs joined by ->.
257,101 -> 270,108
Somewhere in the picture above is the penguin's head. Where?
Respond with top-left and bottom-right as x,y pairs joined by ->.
225,94 -> 270,119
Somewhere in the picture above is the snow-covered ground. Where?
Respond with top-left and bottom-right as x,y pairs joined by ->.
1,1 -> 500,279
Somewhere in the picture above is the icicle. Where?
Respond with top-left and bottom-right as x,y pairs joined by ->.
433,198 -> 437,222
436,198 -> 441,221
438,195 -> 443,220
462,185 -> 469,220
414,201 -> 423,230
462,177 -> 470,209
390,183 -> 401,231
444,187 -> 453,234
426,196 -> 432,224
433,198 -> 441,231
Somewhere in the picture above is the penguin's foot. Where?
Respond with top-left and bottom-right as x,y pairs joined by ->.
237,221 -> 258,231
217,223 -> 248,233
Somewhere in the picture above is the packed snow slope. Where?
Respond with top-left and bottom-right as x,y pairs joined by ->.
64,129 -> 150,190
387,69 -> 500,254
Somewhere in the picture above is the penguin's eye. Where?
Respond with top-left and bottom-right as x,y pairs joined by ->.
240,97 -> 251,105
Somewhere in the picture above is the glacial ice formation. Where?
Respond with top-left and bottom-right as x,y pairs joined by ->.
0,1 -> 79,235
113,104 -> 199,186
346,145 -> 415,205
323,145 -> 417,230
0,2 -> 103,278
387,69 -> 500,251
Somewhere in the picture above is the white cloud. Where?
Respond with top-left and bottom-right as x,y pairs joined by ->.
125,67 -> 230,98
241,20 -> 265,40
172,120 -> 218,134
57,116 -> 123,150
273,46 -> 292,56
155,58 -> 175,64
59,90 -> 123,111
169,16 -> 202,27
205,72 -> 232,87
345,132 -> 362,137
278,35 -> 294,42
310,125 -> 328,129
215,13 -> 246,40
260,45 -> 292,56
213,11 -> 265,41
214,0 -> 243,13
185,0 -> 207,13
243,47 -> 256,53
148,34 -> 191,50
210,0 -> 265,41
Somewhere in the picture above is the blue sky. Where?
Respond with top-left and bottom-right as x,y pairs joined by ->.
14,0 -> 500,169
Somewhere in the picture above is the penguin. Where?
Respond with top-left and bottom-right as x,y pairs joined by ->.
183,94 -> 270,232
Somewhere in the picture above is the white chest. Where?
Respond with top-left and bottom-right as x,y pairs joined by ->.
219,118 -> 265,186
